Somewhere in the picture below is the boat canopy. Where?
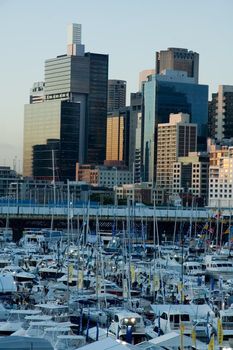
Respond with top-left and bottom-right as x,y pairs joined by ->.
0,336 -> 53,349
151,304 -> 214,317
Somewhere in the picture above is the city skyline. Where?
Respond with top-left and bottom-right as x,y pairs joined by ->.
0,0 -> 233,169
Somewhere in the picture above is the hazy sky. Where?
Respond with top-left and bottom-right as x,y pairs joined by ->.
0,0 -> 233,170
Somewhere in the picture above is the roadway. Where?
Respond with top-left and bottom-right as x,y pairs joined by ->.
0,204 -> 221,222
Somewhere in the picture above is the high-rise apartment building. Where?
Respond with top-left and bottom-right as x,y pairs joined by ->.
105,108 -> 130,166
23,24 -> 108,180
208,85 -> 233,141
208,144 -> 233,208
107,80 -> 126,112
156,113 -> 197,194
155,47 -> 199,83
172,152 -> 209,202
142,70 -> 208,182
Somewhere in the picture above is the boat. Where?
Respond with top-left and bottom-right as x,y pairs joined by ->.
108,309 -> 146,344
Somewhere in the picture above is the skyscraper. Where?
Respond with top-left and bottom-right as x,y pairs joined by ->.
105,107 -> 130,166
24,100 -> 81,180
155,48 -> 199,83
129,92 -> 143,182
208,85 -> 233,141
23,23 -> 108,180
107,80 -> 126,112
142,70 -> 208,182
156,113 -> 197,194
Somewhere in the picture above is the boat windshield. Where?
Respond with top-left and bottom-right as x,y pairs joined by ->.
222,316 -> 233,322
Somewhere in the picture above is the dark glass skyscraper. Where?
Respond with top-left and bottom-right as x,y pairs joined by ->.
24,100 -> 80,181
142,70 -> 208,182
85,53 -> 108,164
23,24 -> 108,180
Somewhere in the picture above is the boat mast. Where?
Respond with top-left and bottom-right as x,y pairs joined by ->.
51,149 -> 56,231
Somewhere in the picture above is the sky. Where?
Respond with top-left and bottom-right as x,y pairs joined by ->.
0,0 -> 233,171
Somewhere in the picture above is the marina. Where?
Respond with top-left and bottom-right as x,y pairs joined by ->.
0,203 -> 232,350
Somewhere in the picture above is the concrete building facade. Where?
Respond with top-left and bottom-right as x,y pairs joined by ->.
172,152 -> 209,203
208,85 -> 233,141
76,163 -> 132,188
208,145 -> 233,208
156,113 -> 197,195
155,47 -> 199,83
107,80 -> 126,112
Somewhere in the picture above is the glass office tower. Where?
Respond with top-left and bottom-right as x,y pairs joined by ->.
143,71 -> 208,182
23,24 -> 108,180
23,100 -> 80,180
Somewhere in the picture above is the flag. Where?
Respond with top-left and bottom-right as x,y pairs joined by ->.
217,318 -> 223,345
180,323 -> 185,350
210,277 -> 215,291
96,275 -> 101,295
208,334 -> 215,350
86,311 -> 90,341
153,274 -> 160,292
158,311 -> 161,336
68,264 -> 73,283
123,279 -> 128,299
206,312 -> 210,342
79,309 -> 83,334
77,270 -> 83,289
191,327 -> 196,347
116,324 -> 120,339
130,265 -> 136,283
126,325 -> 133,344
223,227 -> 230,235
96,322 -> 99,341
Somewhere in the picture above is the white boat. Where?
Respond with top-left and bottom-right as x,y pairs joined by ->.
0,309 -> 41,336
54,335 -> 85,350
153,309 -> 193,335
108,310 -> 146,344
183,261 -> 203,276
205,255 -> 233,280
82,307 -> 108,326
213,305 -> 233,343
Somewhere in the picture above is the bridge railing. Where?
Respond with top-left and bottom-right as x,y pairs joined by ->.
0,204 -> 210,219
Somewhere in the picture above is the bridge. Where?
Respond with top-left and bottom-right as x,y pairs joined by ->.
0,204 -> 220,221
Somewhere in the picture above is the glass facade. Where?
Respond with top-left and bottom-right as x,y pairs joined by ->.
23,100 -> 61,177
60,101 -> 80,180
23,100 -> 80,180
33,139 -> 60,180
44,55 -> 90,97
86,53 -> 108,164
24,50 -> 108,180
143,75 -> 208,182
106,108 -> 130,166
143,76 -> 156,182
